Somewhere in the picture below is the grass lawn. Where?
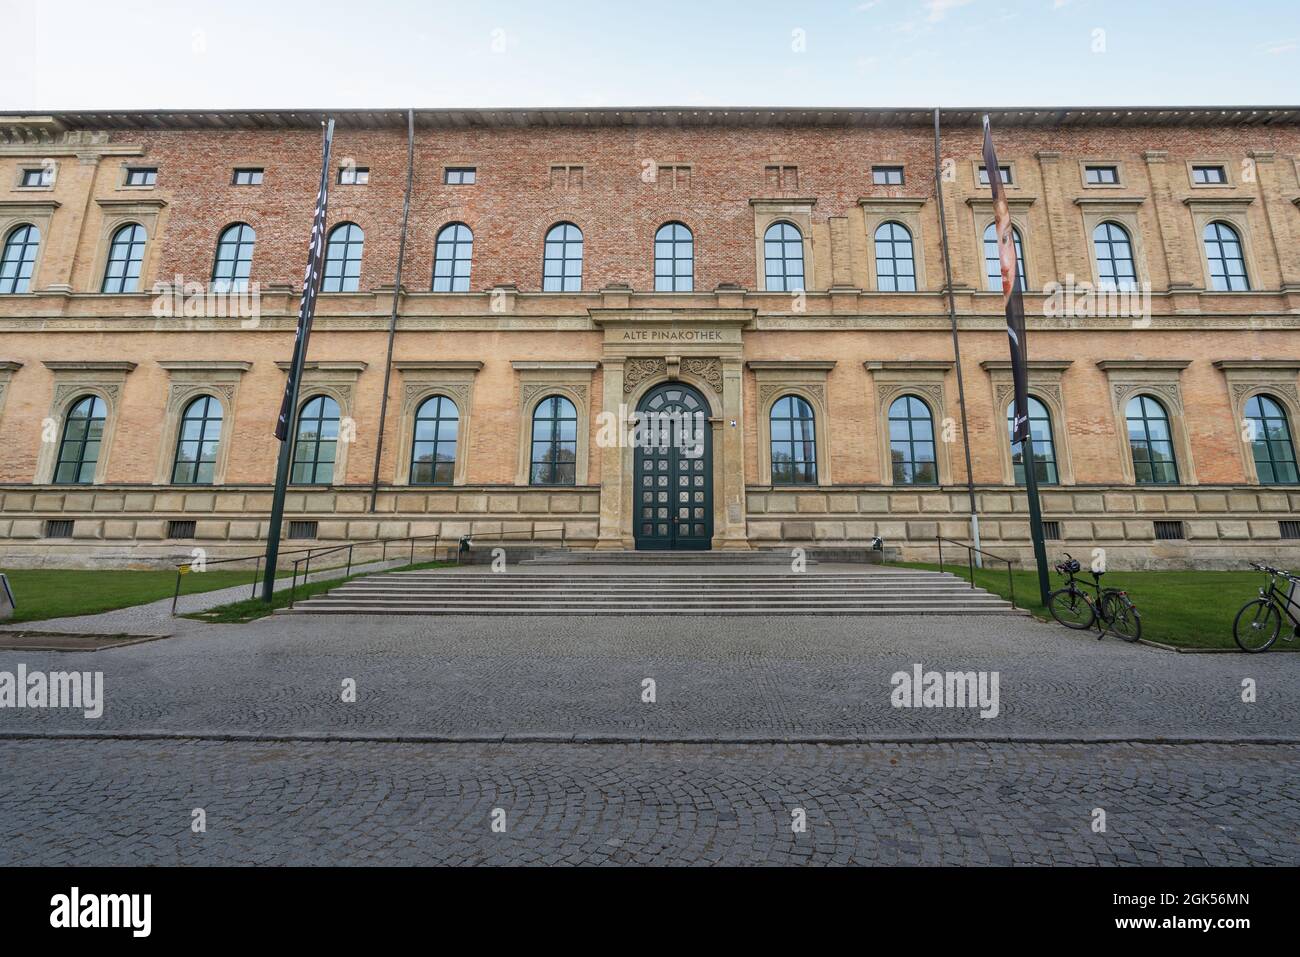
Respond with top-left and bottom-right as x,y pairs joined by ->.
896,562 -> 1297,651
184,560 -> 459,624
0,566 -> 285,623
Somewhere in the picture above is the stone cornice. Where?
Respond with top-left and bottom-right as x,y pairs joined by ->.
1073,196 -> 1146,207
1095,359 -> 1192,370
393,361 -> 484,372
157,360 -> 252,373
864,360 -> 954,372
746,360 -> 837,371
274,360 -> 367,373
42,360 -> 137,373
965,196 -> 1037,209
1212,359 -> 1300,371
1182,196 -> 1254,207
979,360 -> 1075,372
509,361 -> 598,371
857,197 -> 927,209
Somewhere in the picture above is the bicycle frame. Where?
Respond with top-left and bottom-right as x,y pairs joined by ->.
1259,571 -> 1300,630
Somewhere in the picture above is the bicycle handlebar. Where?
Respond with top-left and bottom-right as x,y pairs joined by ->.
1250,560 -> 1298,581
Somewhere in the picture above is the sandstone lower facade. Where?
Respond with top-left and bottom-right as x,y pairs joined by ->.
2,312 -> 1299,570
2,481 -> 1297,571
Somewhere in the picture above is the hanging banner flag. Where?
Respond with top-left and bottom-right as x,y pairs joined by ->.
982,114 -> 1030,445
274,119 -> 335,440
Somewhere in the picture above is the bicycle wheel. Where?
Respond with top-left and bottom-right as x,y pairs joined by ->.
1100,591 -> 1142,642
1233,599 -> 1280,653
1049,587 -> 1095,629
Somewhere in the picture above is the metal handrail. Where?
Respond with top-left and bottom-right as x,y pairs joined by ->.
170,523 -> 567,614
936,536 -> 1017,610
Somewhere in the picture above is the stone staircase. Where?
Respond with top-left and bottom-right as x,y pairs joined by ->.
519,548 -> 817,566
282,567 -> 1019,617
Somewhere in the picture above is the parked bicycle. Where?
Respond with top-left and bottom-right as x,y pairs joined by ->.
1047,553 -> 1142,642
1233,562 -> 1300,653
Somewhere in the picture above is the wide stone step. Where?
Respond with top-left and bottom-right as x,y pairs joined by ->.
284,605 -> 1016,616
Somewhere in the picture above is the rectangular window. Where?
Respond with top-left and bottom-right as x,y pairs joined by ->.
1042,521 -> 1062,541
655,164 -> 692,189
232,168 -> 264,185
1281,520 -> 1300,540
978,165 -> 1013,186
167,520 -> 197,539
872,165 -> 904,185
124,167 -> 157,186
338,166 -> 369,185
444,167 -> 476,185
1085,165 -> 1119,185
764,164 -> 799,190
21,167 -> 53,187
549,165 -> 582,189
1192,164 -> 1227,185
287,520 -> 319,540
1154,520 -> 1185,541
44,520 -> 75,538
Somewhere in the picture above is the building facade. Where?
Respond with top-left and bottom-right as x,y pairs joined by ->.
1,107 -> 1298,568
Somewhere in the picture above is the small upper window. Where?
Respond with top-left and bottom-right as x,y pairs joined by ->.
338,166 -> 369,185
1192,164 -> 1227,185
1085,165 -> 1119,185
125,167 -> 157,187
550,165 -> 583,189
872,166 -> 904,186
978,165 -> 1013,186
20,167 -> 53,187
445,167 -> 476,185
232,168 -> 264,186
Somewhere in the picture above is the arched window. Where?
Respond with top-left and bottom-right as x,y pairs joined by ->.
211,223 -> 255,292
542,222 -> 582,292
101,223 -> 146,293
1126,395 -> 1178,485
654,222 -> 693,291
1008,396 -> 1058,485
874,222 -> 916,292
764,221 -> 804,292
54,395 -> 107,484
983,222 -> 1026,292
1244,394 -> 1298,484
888,395 -> 937,485
432,222 -> 473,292
291,395 -> 340,485
770,394 -> 817,485
410,395 -> 459,486
321,222 -> 363,292
529,395 -> 578,485
172,395 -> 223,485
0,224 -> 40,294
1092,221 -> 1137,291
1204,221 -> 1249,291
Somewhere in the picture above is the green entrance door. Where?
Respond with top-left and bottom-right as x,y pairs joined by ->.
633,382 -> 713,550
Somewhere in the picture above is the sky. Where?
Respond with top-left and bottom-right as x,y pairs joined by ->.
2,0 -> 1297,111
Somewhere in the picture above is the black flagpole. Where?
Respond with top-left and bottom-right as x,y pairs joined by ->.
982,114 -> 1050,605
933,108 -> 982,566
262,118 -> 335,603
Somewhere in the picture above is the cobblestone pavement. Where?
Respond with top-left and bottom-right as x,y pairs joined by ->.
0,614 -> 1295,740
0,739 -> 1294,865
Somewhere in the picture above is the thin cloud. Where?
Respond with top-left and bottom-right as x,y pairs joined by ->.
924,0 -> 975,21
